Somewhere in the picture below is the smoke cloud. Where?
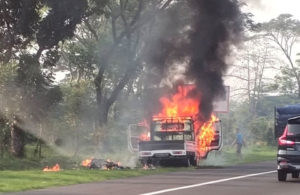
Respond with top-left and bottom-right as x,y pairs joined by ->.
144,0 -> 244,120
241,0 -> 265,10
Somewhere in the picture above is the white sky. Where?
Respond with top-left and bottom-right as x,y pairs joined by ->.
243,0 -> 300,22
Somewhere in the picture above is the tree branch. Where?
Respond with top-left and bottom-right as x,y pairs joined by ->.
84,19 -> 99,41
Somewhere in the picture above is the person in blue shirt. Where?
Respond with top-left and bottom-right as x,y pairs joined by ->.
233,128 -> 245,154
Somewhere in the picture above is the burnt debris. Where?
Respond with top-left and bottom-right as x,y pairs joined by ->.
84,158 -> 130,170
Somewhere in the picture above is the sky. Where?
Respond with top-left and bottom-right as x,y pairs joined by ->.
243,0 -> 300,22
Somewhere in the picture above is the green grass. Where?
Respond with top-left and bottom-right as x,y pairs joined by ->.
200,145 -> 276,166
0,168 -> 187,193
0,145 -> 276,193
0,145 -> 80,170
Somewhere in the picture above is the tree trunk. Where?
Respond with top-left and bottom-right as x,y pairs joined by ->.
95,63 -> 135,127
98,100 -> 110,126
10,125 -> 25,158
0,140 -> 3,158
34,140 -> 42,159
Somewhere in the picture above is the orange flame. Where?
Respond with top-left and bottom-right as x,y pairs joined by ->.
43,163 -> 60,172
154,85 -> 200,118
139,132 -> 150,141
151,85 -> 218,158
81,158 -> 93,167
138,120 -> 150,141
197,114 -> 218,157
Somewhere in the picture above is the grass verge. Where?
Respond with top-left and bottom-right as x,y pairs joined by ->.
0,145 -> 276,193
200,145 -> 276,166
0,167 -> 188,193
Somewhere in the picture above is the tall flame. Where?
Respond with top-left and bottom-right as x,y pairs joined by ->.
154,85 -> 200,118
197,114 -> 218,157
153,85 -> 218,157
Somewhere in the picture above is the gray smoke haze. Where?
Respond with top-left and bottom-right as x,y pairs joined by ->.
144,0 -> 244,120
241,0 -> 265,10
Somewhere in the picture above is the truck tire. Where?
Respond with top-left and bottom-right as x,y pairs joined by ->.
292,171 -> 299,178
152,159 -> 160,167
278,170 -> 287,181
190,157 -> 198,166
185,158 -> 191,167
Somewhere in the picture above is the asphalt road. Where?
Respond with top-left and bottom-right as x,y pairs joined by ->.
7,161 -> 300,195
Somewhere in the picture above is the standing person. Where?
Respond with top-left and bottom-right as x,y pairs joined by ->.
233,128 -> 245,155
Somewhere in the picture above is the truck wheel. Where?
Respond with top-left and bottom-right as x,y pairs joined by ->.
292,171 -> 299,178
185,158 -> 191,167
190,157 -> 198,166
278,170 -> 287,181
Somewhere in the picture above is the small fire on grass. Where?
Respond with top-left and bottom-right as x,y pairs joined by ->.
43,163 -> 60,172
81,158 -> 128,170
142,163 -> 156,170
81,158 -> 93,167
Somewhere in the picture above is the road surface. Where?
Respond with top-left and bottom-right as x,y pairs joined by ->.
7,161 -> 300,195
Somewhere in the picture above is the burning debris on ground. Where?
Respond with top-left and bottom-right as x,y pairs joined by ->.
43,163 -> 61,172
81,158 -> 130,170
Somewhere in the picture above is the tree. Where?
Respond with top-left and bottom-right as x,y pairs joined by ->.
60,0 -> 174,129
0,63 -> 17,157
0,0 -> 89,157
260,14 -> 300,97
93,0 -> 175,127
59,81 -> 96,156
226,37 -> 276,116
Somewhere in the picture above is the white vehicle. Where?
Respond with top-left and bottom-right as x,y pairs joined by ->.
128,116 -> 222,166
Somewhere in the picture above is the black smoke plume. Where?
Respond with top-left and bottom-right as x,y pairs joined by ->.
144,0 -> 244,120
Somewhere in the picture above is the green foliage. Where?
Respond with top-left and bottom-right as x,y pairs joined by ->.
40,81 -> 99,156
220,95 -> 299,146
0,0 -> 90,63
248,117 -> 272,144
256,95 -> 300,116
37,0 -> 88,49
0,121 -> 10,157
0,0 -> 95,157
0,63 -> 17,85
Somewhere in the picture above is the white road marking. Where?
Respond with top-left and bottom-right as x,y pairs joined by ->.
140,170 -> 276,195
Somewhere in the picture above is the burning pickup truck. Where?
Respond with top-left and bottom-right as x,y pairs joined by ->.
128,85 -> 223,166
